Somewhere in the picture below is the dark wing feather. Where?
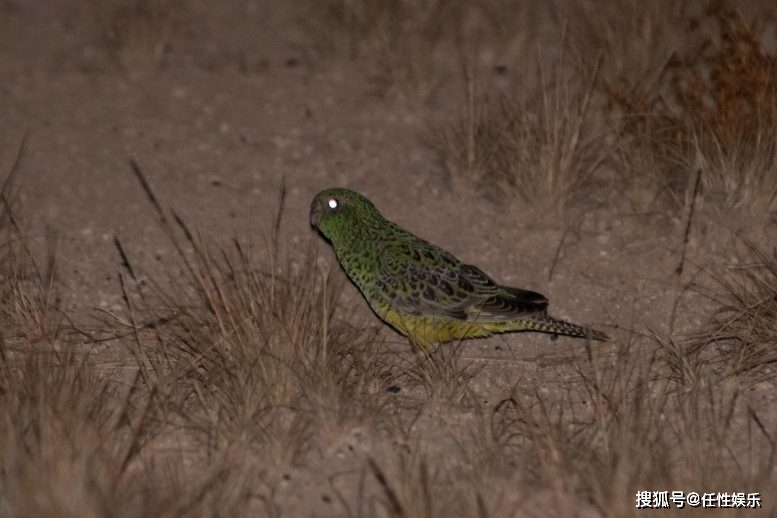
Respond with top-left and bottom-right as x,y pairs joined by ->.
473,285 -> 548,321
377,242 -> 548,322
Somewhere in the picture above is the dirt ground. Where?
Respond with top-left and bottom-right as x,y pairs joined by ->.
2,1 -> 776,516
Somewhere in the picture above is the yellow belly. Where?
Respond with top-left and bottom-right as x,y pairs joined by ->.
381,308 -> 493,349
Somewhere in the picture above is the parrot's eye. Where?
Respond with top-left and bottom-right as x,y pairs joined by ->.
327,198 -> 339,209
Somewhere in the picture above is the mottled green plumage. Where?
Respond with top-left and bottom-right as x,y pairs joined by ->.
310,188 -> 608,350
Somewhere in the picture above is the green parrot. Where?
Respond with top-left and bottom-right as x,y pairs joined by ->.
310,188 -> 608,350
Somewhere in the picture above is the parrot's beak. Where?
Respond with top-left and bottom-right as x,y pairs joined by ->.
310,201 -> 321,229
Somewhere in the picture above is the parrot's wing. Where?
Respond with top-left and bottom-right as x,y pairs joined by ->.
469,283 -> 549,321
377,243 -> 548,321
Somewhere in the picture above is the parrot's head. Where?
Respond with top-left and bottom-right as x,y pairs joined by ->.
310,188 -> 383,245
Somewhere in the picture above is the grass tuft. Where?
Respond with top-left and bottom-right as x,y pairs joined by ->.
686,238 -> 777,380
403,340 -> 479,403
115,165 -> 396,474
430,45 -> 607,209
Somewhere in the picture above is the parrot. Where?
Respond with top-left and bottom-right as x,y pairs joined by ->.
310,187 -> 608,350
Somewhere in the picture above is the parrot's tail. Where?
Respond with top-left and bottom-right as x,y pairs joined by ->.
504,315 -> 609,341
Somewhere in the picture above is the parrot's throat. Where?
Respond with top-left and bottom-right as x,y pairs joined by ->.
329,226 -> 359,254
329,220 -> 381,264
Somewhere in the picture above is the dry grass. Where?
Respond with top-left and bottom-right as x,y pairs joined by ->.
0,144 -> 156,517
117,233 -> 396,464
311,0 -> 777,214
110,165 -> 402,500
306,0 -> 552,101
686,239 -> 777,380
339,332 -> 777,516
404,340 -> 480,403
429,45 -> 608,209
314,1 -> 611,207
0,153 -> 402,515
571,0 -> 691,101
2,170 -> 776,515
492,336 -> 774,516
606,2 -> 777,211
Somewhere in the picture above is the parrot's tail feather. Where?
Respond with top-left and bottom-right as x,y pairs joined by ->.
508,317 -> 609,341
